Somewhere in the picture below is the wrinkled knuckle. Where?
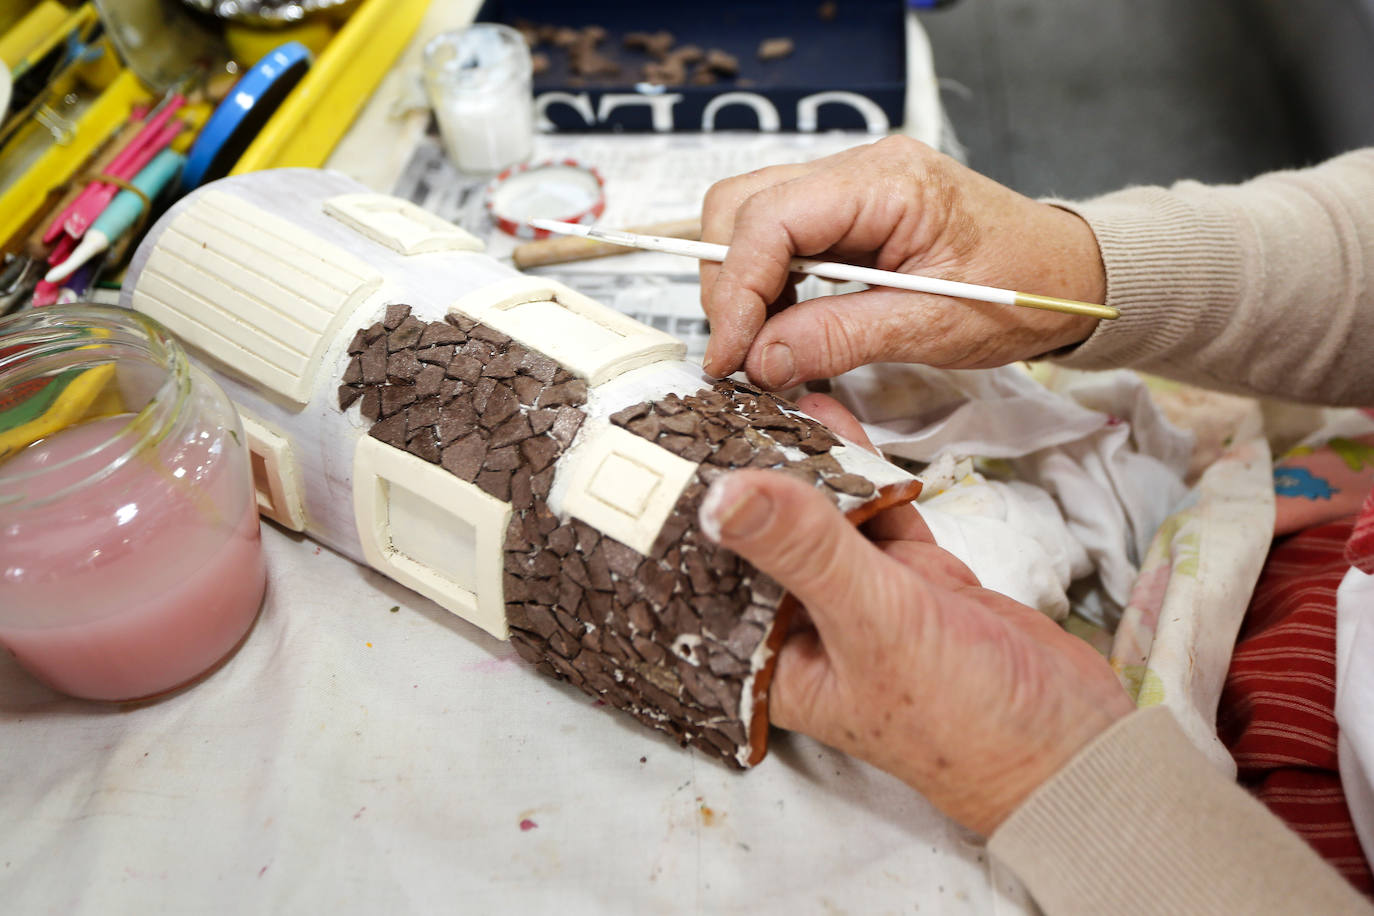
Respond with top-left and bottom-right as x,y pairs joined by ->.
874,133 -> 926,162
818,313 -> 863,371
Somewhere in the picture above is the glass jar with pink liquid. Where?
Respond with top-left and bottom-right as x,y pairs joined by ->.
0,304 -> 266,701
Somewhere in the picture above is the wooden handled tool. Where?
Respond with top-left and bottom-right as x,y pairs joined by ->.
512,217 -> 701,269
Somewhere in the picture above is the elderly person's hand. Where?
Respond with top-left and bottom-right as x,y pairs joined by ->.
699,136 -> 1107,387
700,394 -> 1133,835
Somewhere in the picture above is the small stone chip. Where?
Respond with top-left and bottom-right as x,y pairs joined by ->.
490,412 -> 535,449
418,322 -> 466,347
386,348 -> 421,381
528,408 -> 558,435
410,434 -> 440,464
661,412 -> 702,436
446,354 -> 483,384
485,445 -> 521,471
626,414 -> 661,439
360,388 -> 380,421
537,379 -> 589,409
519,435 -> 560,473
531,466 -> 556,500
416,345 -> 454,367
471,377 -> 497,414
510,467 -> 534,511
437,401 -> 476,445
601,538 -> 644,579
519,351 -> 559,383
550,407 -> 585,447
388,316 -> 425,351
709,437 -> 754,468
547,525 -> 575,556
826,473 -> 876,498
511,375 -> 543,406
482,351 -> 520,379
799,453 -> 844,475
406,399 -> 440,431
415,364 -> 445,400
441,433 -> 486,482
361,337 -> 388,385
469,325 -> 512,348
610,403 -> 650,426
476,467 -> 513,501
480,383 -> 520,429
369,413 -> 407,448
380,385 -> 417,417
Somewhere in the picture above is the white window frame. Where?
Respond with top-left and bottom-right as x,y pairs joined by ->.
323,193 -> 486,256
352,436 -> 511,638
447,276 -> 685,387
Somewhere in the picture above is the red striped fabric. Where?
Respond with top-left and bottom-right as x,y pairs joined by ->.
1348,489 -> 1374,574
1219,513 -> 1374,895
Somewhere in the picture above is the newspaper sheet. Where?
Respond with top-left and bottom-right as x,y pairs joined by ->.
391,130 -> 887,360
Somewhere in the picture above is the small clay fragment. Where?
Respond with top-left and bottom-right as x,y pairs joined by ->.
441,433 -> 486,482
704,49 -> 739,76
642,60 -> 685,86
757,37 -> 794,61
388,316 -> 425,351
624,29 -> 675,58
360,337 -> 387,385
669,44 -> 703,66
418,322 -> 465,347
689,65 -> 717,86
386,348 -> 421,381
347,328 -> 368,355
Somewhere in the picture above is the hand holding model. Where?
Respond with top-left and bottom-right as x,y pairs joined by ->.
698,135 -> 1106,387
701,394 -> 1134,836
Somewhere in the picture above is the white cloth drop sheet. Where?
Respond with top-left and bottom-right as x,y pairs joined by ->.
0,526 -> 1034,915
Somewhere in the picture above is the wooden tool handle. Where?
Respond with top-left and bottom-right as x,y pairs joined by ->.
512,217 -> 701,269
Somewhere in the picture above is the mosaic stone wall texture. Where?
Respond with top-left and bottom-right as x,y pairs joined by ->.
339,303 -> 885,768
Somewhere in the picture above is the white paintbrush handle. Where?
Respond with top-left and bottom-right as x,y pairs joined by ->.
527,219 -> 1116,320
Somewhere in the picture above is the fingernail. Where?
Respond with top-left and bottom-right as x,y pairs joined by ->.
699,477 -> 774,543
759,343 -> 795,389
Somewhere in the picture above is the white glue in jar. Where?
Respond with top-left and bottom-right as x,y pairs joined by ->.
422,24 -> 535,175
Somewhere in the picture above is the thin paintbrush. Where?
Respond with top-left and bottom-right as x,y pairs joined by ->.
528,218 -> 1119,321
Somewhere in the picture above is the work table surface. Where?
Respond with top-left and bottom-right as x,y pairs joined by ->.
0,524 -> 1029,913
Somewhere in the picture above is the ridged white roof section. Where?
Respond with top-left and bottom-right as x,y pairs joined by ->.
131,190 -> 382,406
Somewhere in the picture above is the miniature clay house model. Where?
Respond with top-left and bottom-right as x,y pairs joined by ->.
121,169 -> 921,768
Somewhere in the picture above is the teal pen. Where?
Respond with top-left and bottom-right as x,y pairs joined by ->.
46,149 -> 186,284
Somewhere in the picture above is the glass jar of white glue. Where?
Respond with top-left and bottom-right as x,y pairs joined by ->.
423,23 -> 535,175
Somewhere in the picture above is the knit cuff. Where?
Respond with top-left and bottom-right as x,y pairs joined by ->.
1044,187 -> 1248,372
988,706 -> 1368,915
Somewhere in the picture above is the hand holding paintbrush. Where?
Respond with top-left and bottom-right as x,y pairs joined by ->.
689,137 -> 1113,386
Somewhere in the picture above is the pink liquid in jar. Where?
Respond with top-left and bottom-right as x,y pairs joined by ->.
0,412 -> 266,700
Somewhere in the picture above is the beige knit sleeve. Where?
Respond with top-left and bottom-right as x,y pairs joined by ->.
1050,149 -> 1374,405
988,706 -> 1372,915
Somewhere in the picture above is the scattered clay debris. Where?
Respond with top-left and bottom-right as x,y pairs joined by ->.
514,20 -> 785,87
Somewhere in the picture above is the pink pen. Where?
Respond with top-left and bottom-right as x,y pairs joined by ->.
32,236 -> 76,306
42,95 -> 185,244
63,119 -> 184,240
